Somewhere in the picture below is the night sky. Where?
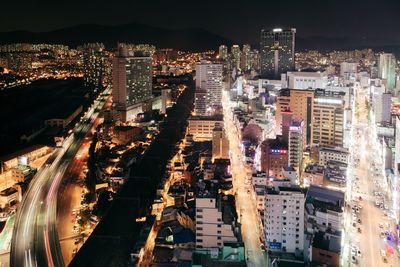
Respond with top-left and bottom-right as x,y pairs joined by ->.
2,0 -> 400,45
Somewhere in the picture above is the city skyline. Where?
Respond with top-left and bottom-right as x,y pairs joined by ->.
2,0 -> 400,50
1,2 -> 400,266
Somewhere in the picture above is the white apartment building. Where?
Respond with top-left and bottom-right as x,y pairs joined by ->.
195,196 -> 238,249
188,116 -> 223,141
319,147 -> 349,167
252,171 -> 269,186
339,62 -> 358,77
288,121 -> 304,172
195,60 -> 223,115
287,71 -> 327,90
373,92 -> 391,124
264,184 -> 305,253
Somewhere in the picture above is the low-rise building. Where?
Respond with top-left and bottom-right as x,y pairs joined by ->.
319,147 -> 349,167
303,164 -> 324,186
44,104 -> 83,128
188,115 -> 223,141
0,186 -> 22,208
260,137 -> 288,179
113,125 -> 142,144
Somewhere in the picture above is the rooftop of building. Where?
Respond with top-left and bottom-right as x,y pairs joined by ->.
114,125 -> 141,132
262,136 -> 288,149
312,231 -> 341,253
304,164 -> 324,174
306,198 -> 343,214
287,71 -> 325,77
319,146 -> 349,154
283,166 -> 295,172
266,185 -> 304,195
307,184 -> 345,205
0,144 -> 49,163
0,187 -> 18,196
188,114 -> 223,121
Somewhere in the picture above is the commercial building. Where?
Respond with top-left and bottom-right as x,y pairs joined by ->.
188,115 -> 223,141
286,71 -> 327,90
318,147 -> 349,167
276,89 -> 314,143
324,161 -> 347,185
311,90 -> 345,147
378,53 -> 396,92
264,182 -> 305,254
260,138 -> 288,178
212,126 -> 229,160
260,28 -> 296,79
195,60 -> 223,115
112,44 -> 153,122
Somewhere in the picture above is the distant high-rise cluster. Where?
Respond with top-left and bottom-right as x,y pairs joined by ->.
82,43 -> 111,91
260,28 -> 296,79
218,45 -> 228,60
112,44 -> 153,122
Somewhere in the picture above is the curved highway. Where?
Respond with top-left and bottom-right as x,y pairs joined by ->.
10,87 -> 111,267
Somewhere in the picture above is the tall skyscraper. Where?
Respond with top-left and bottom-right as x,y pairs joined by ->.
231,45 -> 241,70
240,44 -> 251,71
195,60 -> 223,115
218,45 -> 228,60
83,43 -> 109,90
288,120 -> 304,173
260,28 -> 296,79
112,44 -> 153,122
379,53 -> 396,92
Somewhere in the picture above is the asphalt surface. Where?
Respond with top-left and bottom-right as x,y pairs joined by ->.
10,88 -> 110,267
222,89 -> 269,267
344,85 -> 400,267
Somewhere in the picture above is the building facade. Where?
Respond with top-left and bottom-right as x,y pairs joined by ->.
311,90 -> 345,147
378,53 -> 396,92
264,183 -> 305,253
195,60 -> 223,115
112,44 -> 153,122
260,28 -> 296,79
276,89 -> 314,144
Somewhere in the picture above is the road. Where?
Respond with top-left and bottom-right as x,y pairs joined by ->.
10,88 -> 111,267
222,89 -> 268,267
57,100 -> 110,266
343,84 -> 399,267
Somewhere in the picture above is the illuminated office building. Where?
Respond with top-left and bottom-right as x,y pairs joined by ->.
260,28 -> 296,79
